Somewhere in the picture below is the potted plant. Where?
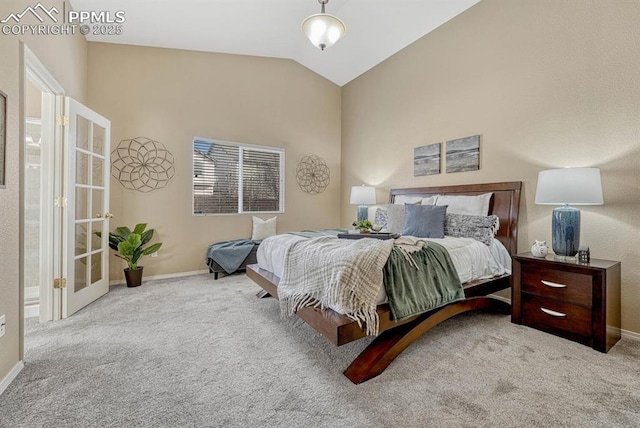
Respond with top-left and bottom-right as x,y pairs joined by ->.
105,223 -> 162,287
352,220 -> 372,233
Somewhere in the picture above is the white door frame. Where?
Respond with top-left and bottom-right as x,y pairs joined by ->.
23,46 -> 65,322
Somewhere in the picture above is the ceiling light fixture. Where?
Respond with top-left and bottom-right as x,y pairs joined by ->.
301,0 -> 346,51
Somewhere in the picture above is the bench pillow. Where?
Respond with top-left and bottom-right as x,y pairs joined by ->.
252,216 -> 277,240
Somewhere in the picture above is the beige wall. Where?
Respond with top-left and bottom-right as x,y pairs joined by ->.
87,43 -> 342,280
0,0 -> 87,386
342,0 -> 640,333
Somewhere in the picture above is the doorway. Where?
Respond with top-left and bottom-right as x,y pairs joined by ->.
22,47 -> 112,322
23,84 -> 44,319
23,48 -> 62,322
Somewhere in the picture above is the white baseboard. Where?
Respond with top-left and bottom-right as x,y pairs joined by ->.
0,361 -> 24,395
24,304 -> 39,319
109,269 -> 209,286
622,328 -> 640,342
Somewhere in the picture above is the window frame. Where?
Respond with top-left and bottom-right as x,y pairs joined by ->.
192,137 -> 285,216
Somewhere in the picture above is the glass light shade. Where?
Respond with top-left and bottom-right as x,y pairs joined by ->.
535,167 -> 603,205
301,13 -> 346,50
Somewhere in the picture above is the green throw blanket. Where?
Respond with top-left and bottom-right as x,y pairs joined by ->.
383,241 -> 464,322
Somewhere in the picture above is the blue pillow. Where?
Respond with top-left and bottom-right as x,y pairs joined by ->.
402,204 -> 447,238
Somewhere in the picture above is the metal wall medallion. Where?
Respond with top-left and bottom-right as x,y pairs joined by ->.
296,154 -> 330,195
111,136 -> 175,192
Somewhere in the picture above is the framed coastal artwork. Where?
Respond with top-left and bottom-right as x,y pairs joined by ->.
446,135 -> 480,173
413,142 -> 441,176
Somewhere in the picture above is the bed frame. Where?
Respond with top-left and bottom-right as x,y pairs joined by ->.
247,181 -> 522,384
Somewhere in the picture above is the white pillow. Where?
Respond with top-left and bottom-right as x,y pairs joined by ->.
393,195 -> 423,205
252,216 -> 277,240
435,193 -> 492,216
421,196 -> 438,206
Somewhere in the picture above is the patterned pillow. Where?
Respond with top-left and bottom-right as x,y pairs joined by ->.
385,204 -> 407,234
374,207 -> 388,229
444,214 -> 499,245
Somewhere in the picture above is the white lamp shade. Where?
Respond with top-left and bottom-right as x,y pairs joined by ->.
350,185 -> 376,205
535,167 -> 604,205
301,13 -> 346,50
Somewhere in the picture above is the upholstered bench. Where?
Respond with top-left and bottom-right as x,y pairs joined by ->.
205,239 -> 261,279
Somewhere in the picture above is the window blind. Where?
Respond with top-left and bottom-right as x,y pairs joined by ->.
242,149 -> 281,212
193,138 -> 283,215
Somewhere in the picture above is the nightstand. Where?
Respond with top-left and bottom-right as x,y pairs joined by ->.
511,253 -> 621,352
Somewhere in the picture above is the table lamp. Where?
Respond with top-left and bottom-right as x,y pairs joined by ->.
350,185 -> 376,222
535,167 -> 603,257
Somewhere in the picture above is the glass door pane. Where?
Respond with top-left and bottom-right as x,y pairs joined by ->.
64,97 -> 111,317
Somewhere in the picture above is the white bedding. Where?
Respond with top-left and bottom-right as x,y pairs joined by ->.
257,234 -> 511,308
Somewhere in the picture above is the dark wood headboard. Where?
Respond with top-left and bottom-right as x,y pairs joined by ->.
389,182 -> 522,255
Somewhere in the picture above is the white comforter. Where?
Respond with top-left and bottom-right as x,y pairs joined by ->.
257,234 -> 512,310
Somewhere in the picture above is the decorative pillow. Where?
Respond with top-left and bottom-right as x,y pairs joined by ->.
367,205 -> 385,223
420,196 -> 438,206
402,204 -> 447,238
444,213 -> 499,246
374,207 -> 388,229
435,193 -> 492,216
385,204 -> 407,234
393,195 -> 423,205
251,216 -> 277,240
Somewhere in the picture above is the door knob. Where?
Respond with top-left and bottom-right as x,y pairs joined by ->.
104,212 -> 114,218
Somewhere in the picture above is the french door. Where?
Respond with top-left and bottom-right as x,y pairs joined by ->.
60,97 -> 111,317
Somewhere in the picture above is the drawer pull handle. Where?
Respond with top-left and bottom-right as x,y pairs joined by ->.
541,307 -> 567,318
541,280 -> 567,288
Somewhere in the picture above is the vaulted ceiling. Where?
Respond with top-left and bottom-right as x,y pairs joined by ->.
70,0 -> 481,86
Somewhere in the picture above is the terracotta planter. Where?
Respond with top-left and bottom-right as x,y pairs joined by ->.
124,267 -> 144,287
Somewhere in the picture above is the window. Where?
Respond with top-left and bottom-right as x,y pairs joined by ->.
193,137 -> 284,215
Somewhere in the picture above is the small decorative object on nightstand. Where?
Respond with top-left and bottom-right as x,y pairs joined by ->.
512,252 -> 621,352
578,246 -> 591,263
530,240 -> 549,258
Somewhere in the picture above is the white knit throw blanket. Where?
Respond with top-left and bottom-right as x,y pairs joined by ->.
278,236 -> 395,336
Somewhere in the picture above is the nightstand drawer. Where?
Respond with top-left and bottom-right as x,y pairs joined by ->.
521,265 -> 592,306
521,293 -> 592,338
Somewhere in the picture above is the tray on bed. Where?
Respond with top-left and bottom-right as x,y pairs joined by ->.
337,232 -> 400,240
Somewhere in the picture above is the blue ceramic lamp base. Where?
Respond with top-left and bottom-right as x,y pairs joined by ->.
357,205 -> 368,222
552,204 -> 580,257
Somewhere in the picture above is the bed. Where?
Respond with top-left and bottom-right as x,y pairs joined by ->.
247,181 -> 522,383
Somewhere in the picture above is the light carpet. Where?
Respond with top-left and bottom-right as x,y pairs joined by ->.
1,273 -> 639,427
